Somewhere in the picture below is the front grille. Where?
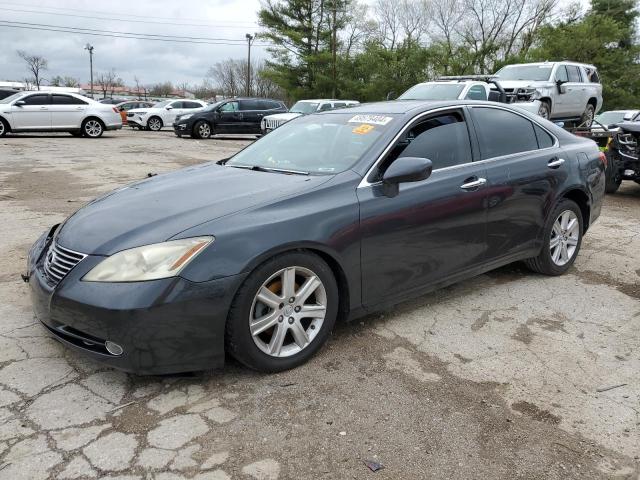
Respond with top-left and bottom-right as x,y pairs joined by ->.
43,242 -> 87,284
264,118 -> 287,130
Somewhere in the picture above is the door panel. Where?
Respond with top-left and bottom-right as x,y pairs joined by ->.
50,95 -> 87,128
11,94 -> 51,129
358,165 -> 488,306
552,65 -> 571,117
217,101 -> 242,133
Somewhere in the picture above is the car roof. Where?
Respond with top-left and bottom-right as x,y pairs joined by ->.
501,61 -> 597,69
321,99 -> 471,115
296,99 -> 358,103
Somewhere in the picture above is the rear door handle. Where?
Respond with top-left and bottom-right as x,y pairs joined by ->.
548,158 -> 565,168
460,177 -> 487,190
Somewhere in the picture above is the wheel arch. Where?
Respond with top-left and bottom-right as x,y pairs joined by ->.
240,242 -> 352,322
82,115 -> 105,127
0,114 -> 12,132
587,97 -> 597,108
560,187 -> 591,233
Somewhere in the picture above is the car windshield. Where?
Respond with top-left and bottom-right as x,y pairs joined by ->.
496,65 -> 553,81
595,111 -> 628,125
290,102 -> 320,114
0,92 -> 25,104
226,112 -> 397,174
153,100 -> 171,108
398,84 -> 465,100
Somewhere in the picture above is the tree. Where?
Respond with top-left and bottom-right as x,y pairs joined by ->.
17,50 -> 48,90
149,82 -> 174,97
96,69 -> 120,99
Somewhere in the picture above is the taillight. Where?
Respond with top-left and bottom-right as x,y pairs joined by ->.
112,107 -> 119,113
598,151 -> 607,168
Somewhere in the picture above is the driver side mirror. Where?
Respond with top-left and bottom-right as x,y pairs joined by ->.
165,105 -> 173,110
382,157 -> 433,197
14,100 -> 25,106
555,80 -> 567,94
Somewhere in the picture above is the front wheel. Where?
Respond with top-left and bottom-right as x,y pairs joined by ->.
225,252 -> 338,372
580,104 -> 595,128
525,199 -> 583,276
82,118 -> 104,138
147,116 -> 163,131
604,152 -> 622,194
193,120 -> 212,139
0,118 -> 8,137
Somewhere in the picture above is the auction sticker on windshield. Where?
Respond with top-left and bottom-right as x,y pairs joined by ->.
352,124 -> 375,135
348,115 -> 393,126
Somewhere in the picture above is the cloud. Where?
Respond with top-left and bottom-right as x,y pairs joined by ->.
0,0 -> 267,86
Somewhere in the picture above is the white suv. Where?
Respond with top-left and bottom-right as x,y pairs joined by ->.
261,99 -> 359,133
0,91 -> 122,138
127,99 -> 208,131
494,61 -> 603,126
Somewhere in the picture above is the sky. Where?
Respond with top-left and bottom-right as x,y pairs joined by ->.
0,0 -> 266,87
0,0 -> 591,88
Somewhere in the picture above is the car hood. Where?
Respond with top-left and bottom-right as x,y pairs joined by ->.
265,112 -> 303,121
56,163 -> 331,255
494,80 -> 554,90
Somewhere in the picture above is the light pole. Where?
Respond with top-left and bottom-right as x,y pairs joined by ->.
245,33 -> 255,97
84,43 -> 94,98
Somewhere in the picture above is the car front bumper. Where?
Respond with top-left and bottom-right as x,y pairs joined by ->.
173,122 -> 191,136
511,100 -> 542,116
27,232 -> 246,375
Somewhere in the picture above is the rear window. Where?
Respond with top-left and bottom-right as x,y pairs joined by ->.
534,124 -> 554,149
472,107 -> 539,159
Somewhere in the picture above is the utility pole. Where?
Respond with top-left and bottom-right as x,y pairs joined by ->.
84,44 -> 94,98
245,33 -> 255,97
331,5 -> 337,99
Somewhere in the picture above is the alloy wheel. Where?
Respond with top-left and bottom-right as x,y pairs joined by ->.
198,123 -> 211,138
84,120 -> 103,137
538,103 -> 550,119
149,118 -> 162,131
249,266 -> 327,358
0,121 -> 4,136
550,210 -> 580,266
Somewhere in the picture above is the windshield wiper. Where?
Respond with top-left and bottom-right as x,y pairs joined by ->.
226,164 -> 309,175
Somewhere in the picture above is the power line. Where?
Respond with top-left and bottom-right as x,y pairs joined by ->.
0,6 -> 260,29
0,20 -> 264,43
0,22 -> 271,46
0,1 -> 260,25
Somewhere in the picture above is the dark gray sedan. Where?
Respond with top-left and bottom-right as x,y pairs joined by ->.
27,100 -> 606,374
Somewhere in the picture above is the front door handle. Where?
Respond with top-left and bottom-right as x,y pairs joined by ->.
460,177 -> 487,190
548,158 -> 565,168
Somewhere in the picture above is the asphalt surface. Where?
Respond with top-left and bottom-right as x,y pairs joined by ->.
0,128 -> 638,480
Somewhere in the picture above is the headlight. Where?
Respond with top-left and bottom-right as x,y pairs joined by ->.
180,114 -> 192,121
83,236 -> 213,282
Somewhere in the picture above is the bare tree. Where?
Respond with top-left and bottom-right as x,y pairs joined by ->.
96,69 -> 120,99
341,1 -> 377,57
176,81 -> 191,96
17,50 -> 48,90
149,82 -> 174,98
374,0 -> 402,49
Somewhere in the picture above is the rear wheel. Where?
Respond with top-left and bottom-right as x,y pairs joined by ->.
525,199 -> 583,276
0,118 -> 8,137
147,116 -> 163,131
225,251 -> 338,372
82,118 -> 104,138
193,120 -> 212,139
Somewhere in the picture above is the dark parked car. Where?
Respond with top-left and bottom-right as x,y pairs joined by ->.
605,121 -> 640,193
173,97 -> 287,139
27,100 -> 605,374
0,88 -> 18,100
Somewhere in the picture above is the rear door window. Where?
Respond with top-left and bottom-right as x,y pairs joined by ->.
239,99 -> 260,110
471,107 -> 539,159
52,95 -> 87,105
566,65 -> 582,82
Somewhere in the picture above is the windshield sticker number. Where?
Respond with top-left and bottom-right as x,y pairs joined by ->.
348,115 -> 393,126
352,124 -> 375,135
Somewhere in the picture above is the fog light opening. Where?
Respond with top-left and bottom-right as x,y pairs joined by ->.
105,341 -> 124,356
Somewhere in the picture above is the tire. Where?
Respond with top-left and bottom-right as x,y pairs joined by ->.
147,116 -> 163,131
225,251 -> 339,372
580,104 -> 595,128
525,199 -> 583,276
0,117 -> 8,137
604,152 -> 622,194
193,120 -> 212,139
538,100 -> 551,120
82,118 -> 104,138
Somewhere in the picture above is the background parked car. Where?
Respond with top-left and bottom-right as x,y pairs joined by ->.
261,99 -> 358,133
604,121 -> 640,193
174,98 -> 287,139
128,99 -> 208,131
593,110 -> 639,129
493,61 -> 603,126
0,91 -> 122,138
0,88 -> 18,100
115,100 -> 155,125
